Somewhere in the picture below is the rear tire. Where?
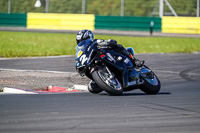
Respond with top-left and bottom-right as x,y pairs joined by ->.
91,68 -> 123,96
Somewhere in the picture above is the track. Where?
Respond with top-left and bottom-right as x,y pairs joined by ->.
0,53 -> 200,133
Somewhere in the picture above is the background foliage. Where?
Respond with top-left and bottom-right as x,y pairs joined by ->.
0,0 -> 198,16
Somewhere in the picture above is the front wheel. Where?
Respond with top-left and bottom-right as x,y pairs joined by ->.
140,70 -> 161,94
91,66 -> 123,96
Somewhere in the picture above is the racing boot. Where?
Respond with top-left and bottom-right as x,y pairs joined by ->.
129,54 -> 145,69
134,59 -> 145,68
125,47 -> 144,68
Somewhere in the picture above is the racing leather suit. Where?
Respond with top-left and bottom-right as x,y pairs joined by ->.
93,39 -> 144,68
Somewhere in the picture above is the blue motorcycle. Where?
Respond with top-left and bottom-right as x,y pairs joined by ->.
75,40 -> 161,96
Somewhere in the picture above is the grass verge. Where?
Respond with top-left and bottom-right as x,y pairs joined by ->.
0,31 -> 200,57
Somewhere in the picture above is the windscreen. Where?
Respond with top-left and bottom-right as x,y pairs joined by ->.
75,39 -> 91,57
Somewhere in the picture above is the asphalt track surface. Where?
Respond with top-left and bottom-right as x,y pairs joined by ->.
0,53 -> 200,133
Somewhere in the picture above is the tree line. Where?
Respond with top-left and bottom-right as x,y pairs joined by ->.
0,0 -> 197,16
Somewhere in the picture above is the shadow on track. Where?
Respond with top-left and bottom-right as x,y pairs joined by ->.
99,92 -> 171,96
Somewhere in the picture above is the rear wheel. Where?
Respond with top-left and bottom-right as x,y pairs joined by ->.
91,66 -> 123,96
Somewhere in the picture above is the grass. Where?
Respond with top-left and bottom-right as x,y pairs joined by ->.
0,31 -> 200,57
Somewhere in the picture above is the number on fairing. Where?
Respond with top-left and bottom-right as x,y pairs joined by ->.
80,54 -> 88,65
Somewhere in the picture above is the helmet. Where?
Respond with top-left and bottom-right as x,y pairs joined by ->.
76,30 -> 94,44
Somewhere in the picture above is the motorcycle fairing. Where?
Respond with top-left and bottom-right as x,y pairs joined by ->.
100,49 -> 133,88
75,40 -> 140,88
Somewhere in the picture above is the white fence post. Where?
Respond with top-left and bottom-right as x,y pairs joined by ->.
82,0 -> 86,14
197,0 -> 199,17
8,0 -> 11,14
159,0 -> 164,18
121,0 -> 124,16
46,0 -> 49,13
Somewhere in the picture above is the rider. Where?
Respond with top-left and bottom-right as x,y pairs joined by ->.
76,29 -> 144,68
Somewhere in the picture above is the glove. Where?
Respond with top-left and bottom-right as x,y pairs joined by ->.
96,39 -> 117,49
96,40 -> 108,48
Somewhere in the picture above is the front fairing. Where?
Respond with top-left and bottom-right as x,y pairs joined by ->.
75,39 -> 91,58
75,39 -> 98,75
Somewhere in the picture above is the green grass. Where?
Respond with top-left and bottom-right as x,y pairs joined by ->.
0,31 -> 200,57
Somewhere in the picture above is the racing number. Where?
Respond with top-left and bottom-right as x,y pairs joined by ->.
80,54 -> 88,65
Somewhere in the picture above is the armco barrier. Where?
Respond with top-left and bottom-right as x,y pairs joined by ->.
1,13 -> 199,35
27,13 -> 95,30
0,13 -> 26,27
95,16 -> 161,32
162,16 -> 200,34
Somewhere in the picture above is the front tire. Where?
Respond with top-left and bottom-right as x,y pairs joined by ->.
140,71 -> 161,94
91,67 -> 123,96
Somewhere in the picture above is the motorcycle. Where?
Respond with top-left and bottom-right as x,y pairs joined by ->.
75,41 -> 161,96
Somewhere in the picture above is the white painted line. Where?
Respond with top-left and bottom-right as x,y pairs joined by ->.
0,55 -> 74,60
0,86 -> 88,95
1,87 -> 37,94
73,85 -> 88,91
0,68 -> 77,75
154,70 -> 180,74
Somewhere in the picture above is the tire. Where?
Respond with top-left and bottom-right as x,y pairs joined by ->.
88,80 -> 103,94
91,67 -> 123,96
140,71 -> 161,94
